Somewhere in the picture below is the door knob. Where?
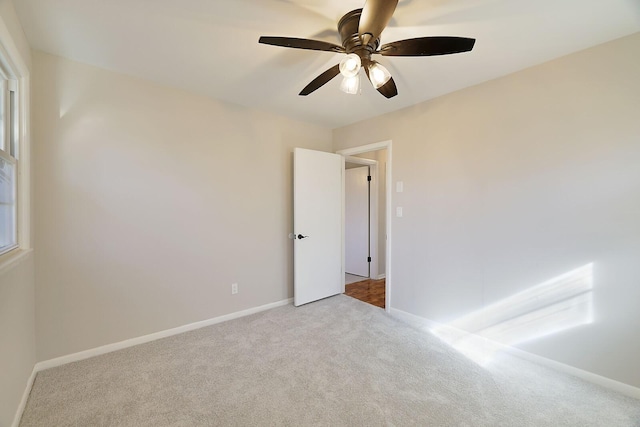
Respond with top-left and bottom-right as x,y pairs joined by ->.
297,234 -> 309,239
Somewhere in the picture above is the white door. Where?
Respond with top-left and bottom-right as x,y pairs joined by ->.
294,148 -> 343,306
345,166 -> 370,277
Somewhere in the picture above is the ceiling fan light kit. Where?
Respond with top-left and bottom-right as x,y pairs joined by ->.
340,74 -> 361,95
368,61 -> 391,89
339,53 -> 362,78
259,0 -> 476,99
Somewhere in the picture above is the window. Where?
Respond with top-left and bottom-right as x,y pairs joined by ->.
0,68 -> 20,256
0,21 -> 29,267
0,148 -> 16,254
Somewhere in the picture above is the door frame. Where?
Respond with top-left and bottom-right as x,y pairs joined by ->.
344,156 -> 379,280
337,140 -> 392,312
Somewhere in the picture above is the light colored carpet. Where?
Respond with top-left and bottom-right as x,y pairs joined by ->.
21,295 -> 640,426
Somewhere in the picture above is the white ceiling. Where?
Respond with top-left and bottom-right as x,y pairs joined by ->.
14,0 -> 640,128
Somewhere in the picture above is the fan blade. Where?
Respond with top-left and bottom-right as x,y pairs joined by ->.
259,36 -> 344,53
364,66 -> 398,99
378,36 -> 476,57
299,64 -> 341,96
359,0 -> 399,46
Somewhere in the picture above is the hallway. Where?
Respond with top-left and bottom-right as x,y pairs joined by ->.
344,278 -> 385,309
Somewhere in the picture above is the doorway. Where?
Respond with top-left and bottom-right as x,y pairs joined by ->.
345,162 -> 371,282
338,141 -> 392,312
344,278 -> 386,308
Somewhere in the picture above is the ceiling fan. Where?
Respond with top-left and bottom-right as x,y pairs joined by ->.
258,0 -> 476,99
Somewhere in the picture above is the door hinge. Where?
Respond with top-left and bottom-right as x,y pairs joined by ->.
367,175 -> 372,181
367,257 -> 372,262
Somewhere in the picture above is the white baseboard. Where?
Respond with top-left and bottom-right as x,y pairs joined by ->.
14,298 -> 292,425
389,308 -> 640,400
11,366 -> 37,427
36,298 -> 293,371
377,274 -> 386,280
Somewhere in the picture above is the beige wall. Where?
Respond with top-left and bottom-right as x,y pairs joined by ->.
33,51 -> 333,360
334,33 -> 640,387
0,1 -> 35,426
0,0 -> 30,70
0,255 -> 35,426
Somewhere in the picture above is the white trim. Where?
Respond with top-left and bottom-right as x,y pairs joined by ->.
344,155 -> 376,166
340,156 -> 345,295
390,308 -> 640,400
340,140 -> 391,154
17,75 -> 30,250
377,274 -> 386,280
343,156 -> 380,280
369,163 -> 379,280
35,298 -> 293,371
337,141 -> 392,313
0,247 -> 32,275
11,366 -> 37,427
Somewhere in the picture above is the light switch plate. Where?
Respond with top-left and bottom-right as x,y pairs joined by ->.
396,207 -> 403,217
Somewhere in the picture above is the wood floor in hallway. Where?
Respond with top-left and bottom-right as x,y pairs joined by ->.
344,278 -> 385,309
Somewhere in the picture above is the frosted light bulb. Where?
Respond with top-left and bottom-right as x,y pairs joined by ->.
339,54 -> 362,78
340,75 -> 361,95
368,61 -> 392,89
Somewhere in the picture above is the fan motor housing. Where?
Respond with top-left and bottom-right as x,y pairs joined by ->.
338,9 -> 379,61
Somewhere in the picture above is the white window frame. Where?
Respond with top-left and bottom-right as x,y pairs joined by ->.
0,147 -> 18,254
0,18 -> 31,272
